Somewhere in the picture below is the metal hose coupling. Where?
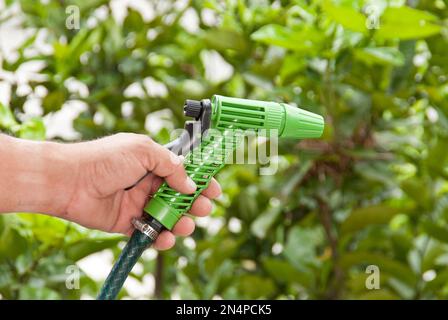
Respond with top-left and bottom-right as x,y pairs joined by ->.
132,216 -> 164,241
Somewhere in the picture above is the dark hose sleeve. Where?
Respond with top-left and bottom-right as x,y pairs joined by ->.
97,230 -> 153,300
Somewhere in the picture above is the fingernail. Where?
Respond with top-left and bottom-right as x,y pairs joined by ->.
187,177 -> 197,191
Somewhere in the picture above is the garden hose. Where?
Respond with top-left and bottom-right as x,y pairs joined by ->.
97,95 -> 324,300
97,217 -> 163,300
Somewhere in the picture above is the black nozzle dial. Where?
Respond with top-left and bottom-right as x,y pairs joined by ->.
184,100 -> 202,119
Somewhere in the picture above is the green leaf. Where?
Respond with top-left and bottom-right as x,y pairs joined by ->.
203,29 -> 247,52
123,9 -> 144,32
423,269 -> 448,292
387,277 -> 415,299
0,263 -> 14,289
18,118 -> 46,140
280,54 -> 307,80
251,24 -> 322,52
0,222 -> 28,261
97,105 -> 117,130
426,139 -> 448,178
383,6 -> 439,24
203,260 -> 234,299
250,202 -> 281,239
74,0 -> 110,12
69,28 -> 102,62
0,102 -> 18,129
376,7 -> 441,40
341,205 -> 406,235
65,237 -> 123,261
19,286 -> 60,300
421,220 -> 448,243
237,274 -> 276,299
42,91 -> 66,112
400,178 -> 432,209
17,214 -> 72,246
280,160 -> 312,198
322,1 -> 367,33
283,226 -> 323,271
203,238 -> 240,274
262,257 -> 311,287
354,47 -> 405,66
177,272 -> 200,299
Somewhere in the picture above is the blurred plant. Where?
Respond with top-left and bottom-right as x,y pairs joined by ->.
1,0 -> 448,299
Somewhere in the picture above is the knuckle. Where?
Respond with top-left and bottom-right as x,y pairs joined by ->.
138,134 -> 153,143
115,132 -> 152,144
132,135 -> 153,153
114,132 -> 133,140
134,134 -> 153,145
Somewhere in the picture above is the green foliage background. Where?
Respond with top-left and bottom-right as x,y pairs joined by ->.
1,0 -> 448,299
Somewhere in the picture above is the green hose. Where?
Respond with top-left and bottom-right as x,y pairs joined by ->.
97,230 -> 153,300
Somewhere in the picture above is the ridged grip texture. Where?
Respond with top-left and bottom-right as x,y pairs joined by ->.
145,129 -> 243,229
211,95 -> 285,132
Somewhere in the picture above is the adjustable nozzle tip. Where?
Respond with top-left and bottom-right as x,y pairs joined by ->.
281,105 -> 324,139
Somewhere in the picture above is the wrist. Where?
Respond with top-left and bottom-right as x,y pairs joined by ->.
0,135 -> 79,217
38,140 -> 80,217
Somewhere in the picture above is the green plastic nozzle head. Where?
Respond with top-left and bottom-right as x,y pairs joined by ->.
211,95 -> 324,139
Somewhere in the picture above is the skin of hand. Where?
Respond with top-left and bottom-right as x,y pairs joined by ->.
0,133 -> 221,250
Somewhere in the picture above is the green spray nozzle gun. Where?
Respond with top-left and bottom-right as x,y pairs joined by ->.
98,95 -> 324,300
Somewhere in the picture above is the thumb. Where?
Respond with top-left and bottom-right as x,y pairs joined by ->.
139,139 -> 196,194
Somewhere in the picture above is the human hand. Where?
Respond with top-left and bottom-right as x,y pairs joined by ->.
65,133 -> 221,250
0,133 -> 221,250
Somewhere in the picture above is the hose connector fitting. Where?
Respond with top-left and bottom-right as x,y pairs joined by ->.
132,216 -> 164,240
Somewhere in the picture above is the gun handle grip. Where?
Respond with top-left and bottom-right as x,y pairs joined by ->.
144,130 -> 241,229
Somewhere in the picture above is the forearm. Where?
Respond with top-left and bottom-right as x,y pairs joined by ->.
0,134 -> 78,216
